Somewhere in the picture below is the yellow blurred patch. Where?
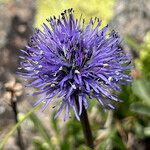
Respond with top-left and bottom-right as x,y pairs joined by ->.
143,32 -> 150,50
0,0 -> 10,3
135,32 -> 150,72
35,0 -> 115,29
139,32 -> 150,60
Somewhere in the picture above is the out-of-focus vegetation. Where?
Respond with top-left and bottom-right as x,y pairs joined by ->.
1,0 -> 150,150
35,0 -> 115,28
0,0 -> 9,3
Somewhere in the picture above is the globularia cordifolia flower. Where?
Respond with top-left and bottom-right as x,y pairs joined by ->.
19,9 -> 132,121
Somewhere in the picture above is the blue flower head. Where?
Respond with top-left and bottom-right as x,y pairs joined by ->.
20,9 -> 132,121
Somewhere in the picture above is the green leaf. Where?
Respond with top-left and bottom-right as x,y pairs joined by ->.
33,138 -> 49,150
98,129 -> 128,150
60,142 -> 70,150
144,127 -> 150,137
132,79 -> 150,105
130,102 -> 150,116
135,122 -> 144,139
111,133 -> 128,150
0,104 -> 41,149
77,145 -> 91,150
51,112 -> 59,134
29,113 -> 54,149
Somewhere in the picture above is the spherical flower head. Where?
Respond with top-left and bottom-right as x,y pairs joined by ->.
19,9 -> 132,121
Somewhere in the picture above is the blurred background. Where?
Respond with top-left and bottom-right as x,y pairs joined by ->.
0,0 -> 150,150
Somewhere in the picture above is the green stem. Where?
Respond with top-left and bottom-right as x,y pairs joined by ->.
75,95 -> 94,149
80,105 -> 94,149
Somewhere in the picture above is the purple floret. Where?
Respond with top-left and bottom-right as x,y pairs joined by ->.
19,9 -> 132,121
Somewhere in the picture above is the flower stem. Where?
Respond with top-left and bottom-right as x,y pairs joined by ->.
11,93 -> 25,150
80,106 -> 94,149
